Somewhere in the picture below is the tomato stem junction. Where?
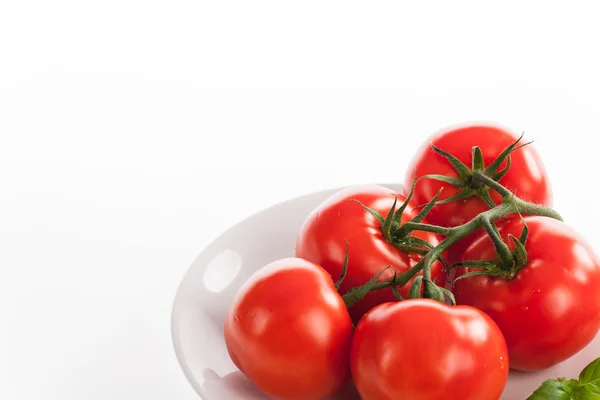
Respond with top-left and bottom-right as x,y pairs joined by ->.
345,171 -> 562,305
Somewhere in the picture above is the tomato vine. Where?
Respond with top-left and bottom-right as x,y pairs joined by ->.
341,139 -> 563,307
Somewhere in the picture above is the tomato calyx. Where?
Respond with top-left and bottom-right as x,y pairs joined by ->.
352,179 -> 446,265
448,221 -> 528,283
449,216 -> 530,282
422,133 -> 532,209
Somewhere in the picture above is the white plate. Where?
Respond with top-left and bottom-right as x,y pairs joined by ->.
171,184 -> 600,400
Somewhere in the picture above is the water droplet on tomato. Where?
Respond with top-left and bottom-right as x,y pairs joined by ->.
522,306 -> 529,311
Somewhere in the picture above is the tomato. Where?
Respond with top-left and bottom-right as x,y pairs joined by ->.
351,299 -> 509,400
224,258 -> 354,400
295,184 -> 445,324
405,124 -> 552,233
453,216 -> 600,371
448,230 -> 485,265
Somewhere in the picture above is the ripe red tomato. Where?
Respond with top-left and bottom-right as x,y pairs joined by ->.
295,184 -> 445,324
454,216 -> 600,371
224,258 -> 354,400
351,299 -> 509,400
405,124 -> 552,230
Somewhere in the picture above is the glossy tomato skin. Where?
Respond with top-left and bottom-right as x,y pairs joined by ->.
295,184 -> 445,324
351,299 -> 509,400
224,258 -> 354,400
448,230 -> 484,265
405,124 -> 552,230
454,216 -> 600,371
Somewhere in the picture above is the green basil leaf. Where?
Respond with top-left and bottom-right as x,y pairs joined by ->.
579,358 -> 600,388
572,383 -> 600,399
527,379 -> 578,400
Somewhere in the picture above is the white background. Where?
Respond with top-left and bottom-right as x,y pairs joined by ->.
2,1 -> 600,399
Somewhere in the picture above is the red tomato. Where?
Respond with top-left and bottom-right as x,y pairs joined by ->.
454,216 -> 600,371
295,184 -> 445,324
448,231 -> 485,265
351,299 -> 509,400
405,124 -> 552,232
224,258 -> 354,400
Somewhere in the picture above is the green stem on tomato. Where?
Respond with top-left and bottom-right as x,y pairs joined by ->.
344,174 -> 563,300
480,215 -> 514,268
396,222 -> 453,237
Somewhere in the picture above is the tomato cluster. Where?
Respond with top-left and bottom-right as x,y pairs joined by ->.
223,124 -> 600,400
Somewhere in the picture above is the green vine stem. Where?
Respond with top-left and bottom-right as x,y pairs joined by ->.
341,170 -> 563,306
